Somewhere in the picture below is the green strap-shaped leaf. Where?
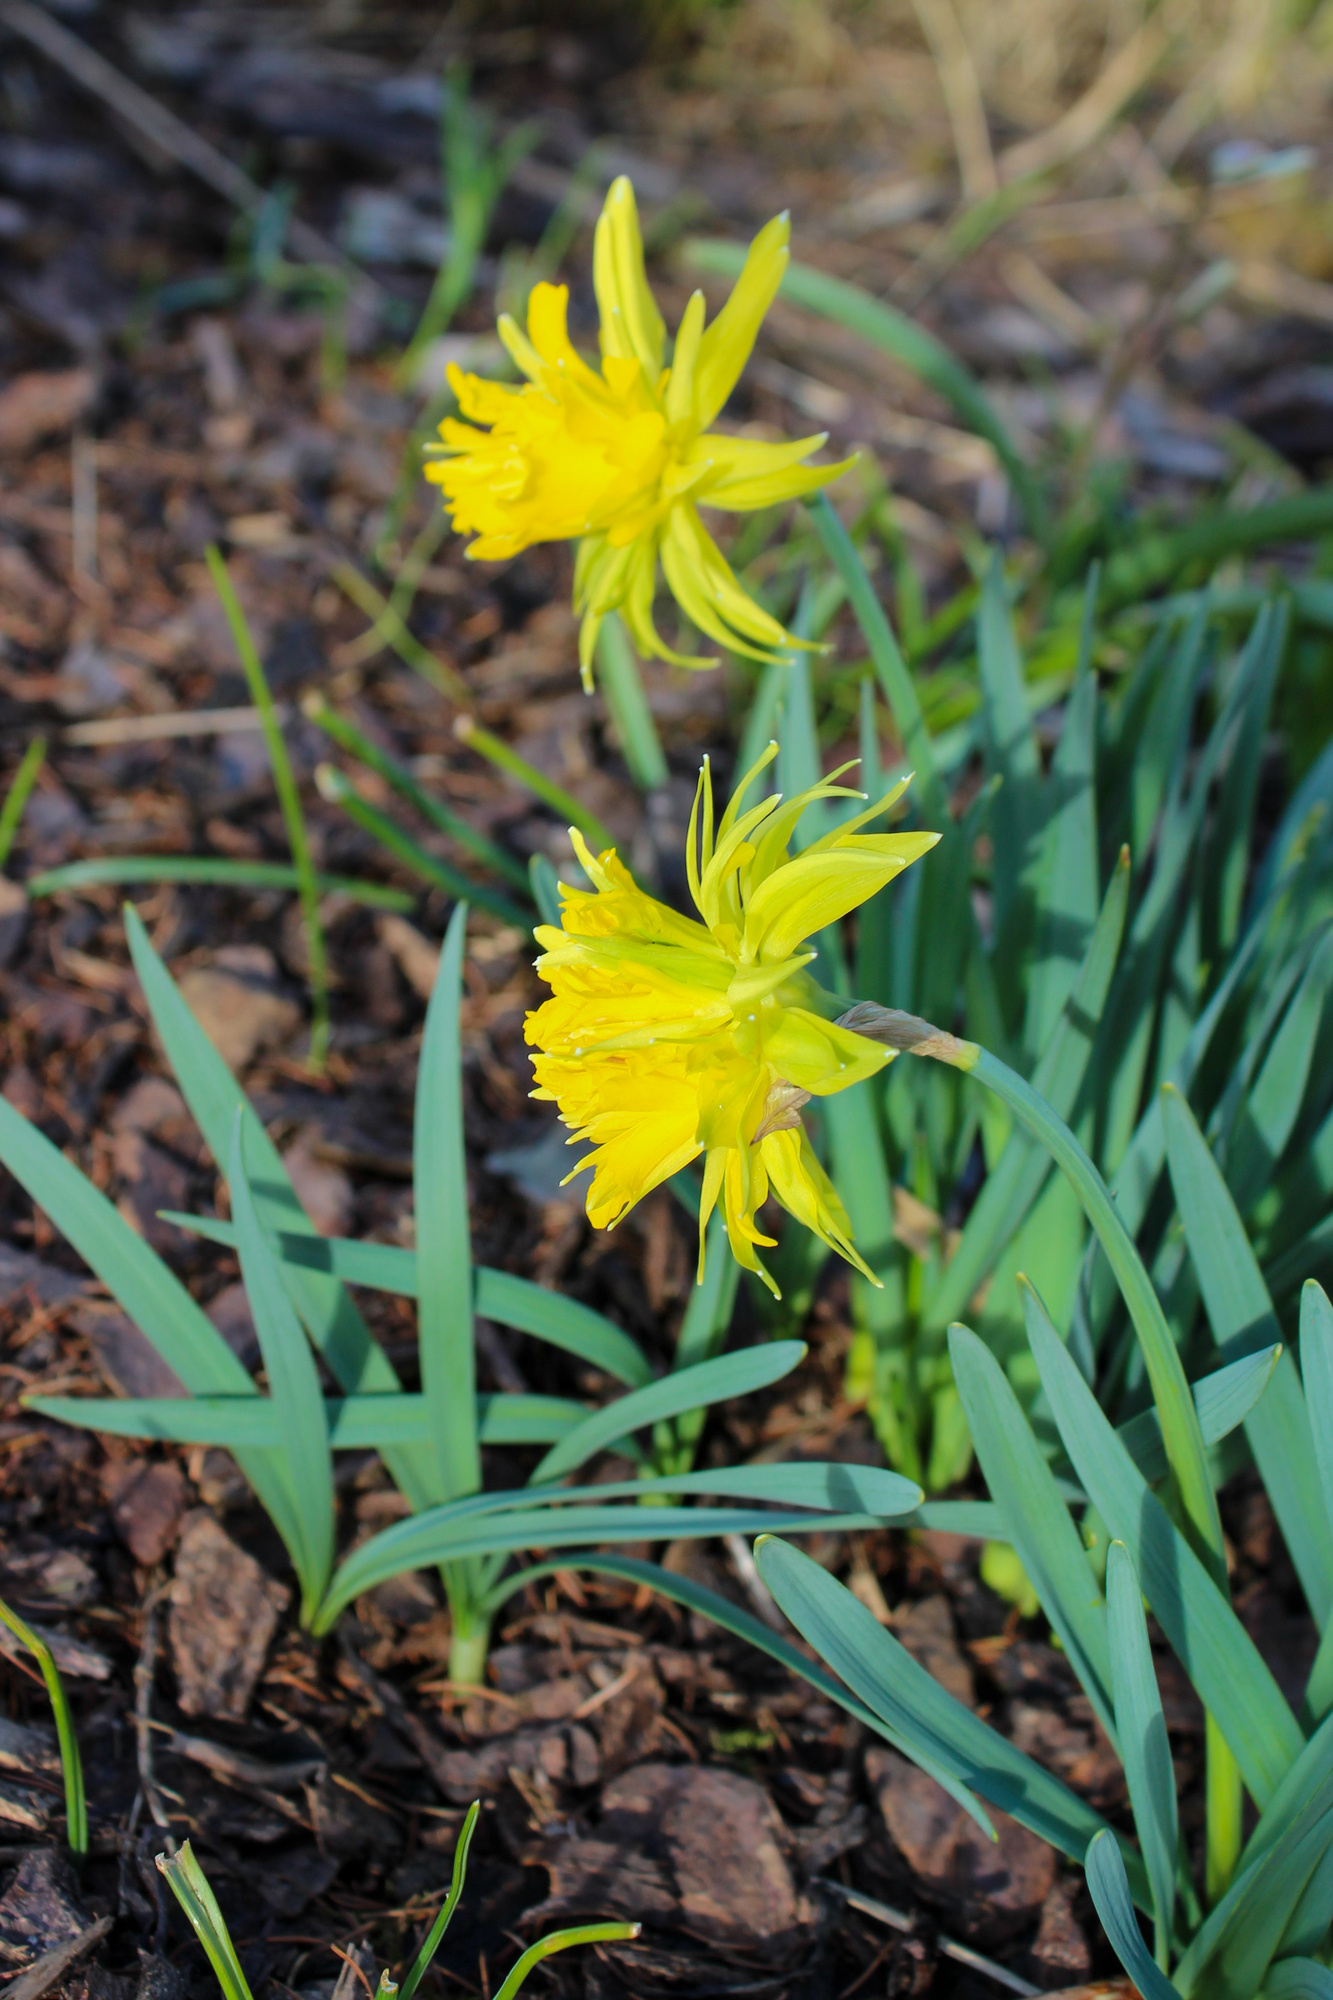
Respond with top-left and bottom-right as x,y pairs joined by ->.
1174,1803 -> 1333,2000
1083,1832 -> 1179,2000
157,1842 -> 255,2000
0,1093 -> 296,1534
415,903 -> 479,1501
949,1324 -> 1114,1738
967,1048 -> 1223,1579
1024,1287 -> 1304,1806
30,1391 -> 589,1450
165,1216 -> 653,1391
315,1500 -> 903,1631
1113,1344 -> 1281,1487
978,559 -> 1044,993
1225,926 -> 1333,1215
482,1549 -> 994,1830
1024,648 -> 1098,1057
230,1114 -> 335,1621
1162,1083 -> 1333,1627
1268,1959 -> 1333,2000
533,1340 -> 807,1481
755,1535 -> 1143,1889
398,1801 -> 480,2000
925,846 -> 1128,1332
123,908 -> 446,1512
1106,1542 -> 1177,1968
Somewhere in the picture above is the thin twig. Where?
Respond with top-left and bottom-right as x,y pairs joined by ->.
132,1584 -> 174,1844
63,706 -> 277,747
911,0 -> 996,201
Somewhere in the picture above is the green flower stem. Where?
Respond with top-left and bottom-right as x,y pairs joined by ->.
0,735 -> 47,870
595,613 -> 670,792
0,1596 -> 86,1858
304,696 -> 531,893
453,714 -> 617,854
315,765 -> 531,928
207,546 -> 331,1069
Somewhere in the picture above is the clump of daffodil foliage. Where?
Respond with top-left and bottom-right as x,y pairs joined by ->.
525,746 -> 936,1294
426,176 -> 853,684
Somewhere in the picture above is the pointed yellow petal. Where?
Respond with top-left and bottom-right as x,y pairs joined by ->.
692,212 -> 790,429
659,505 -> 792,660
706,455 -> 859,512
665,290 -> 707,427
593,177 -> 666,381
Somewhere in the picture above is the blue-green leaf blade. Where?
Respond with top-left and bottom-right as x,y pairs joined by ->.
1083,1832 -> 1179,2000
1106,1541 -> 1176,1963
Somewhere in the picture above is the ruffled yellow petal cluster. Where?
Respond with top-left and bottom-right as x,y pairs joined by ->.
425,176 -> 854,688
525,748 -> 938,1295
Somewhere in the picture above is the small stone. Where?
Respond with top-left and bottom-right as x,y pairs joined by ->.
103,1458 -> 188,1567
176,945 -> 300,1071
281,1127 -> 353,1237
529,1763 -> 807,1957
111,1079 -> 194,1254
377,914 -> 439,1000
0,877 -> 28,969
892,1593 -> 975,1708
1024,1882 -> 1092,1988
169,1510 -> 288,1719
866,1744 -> 1056,1941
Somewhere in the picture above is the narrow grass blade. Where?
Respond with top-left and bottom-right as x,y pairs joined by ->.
493,1925 -> 640,2000
454,715 -> 615,852
156,1842 -> 255,2000
229,1112 -> 335,1622
1162,1082 -> 1333,1625
316,766 -> 530,927
0,1596 -> 86,1858
595,613 -> 669,792
1173,1805 -> 1333,2000
304,696 -> 531,892
332,561 -> 469,702
680,243 -> 1042,532
1024,652 -> 1097,1055
1083,1832 -> 1177,2000
1024,1286 -> 1303,1805
27,857 -> 413,910
0,736 -> 46,869
398,1800 -> 479,2000
755,1536 -> 1139,1883
533,1340 -> 807,1481
416,903 -> 479,1501
206,545 -> 330,1067
1105,1543 -> 1177,1966
1225,925 -> 1333,1213
949,1325 -> 1114,1738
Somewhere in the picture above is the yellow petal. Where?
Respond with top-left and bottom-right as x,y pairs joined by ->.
744,835 -> 940,960
593,177 -> 666,382
706,455 -> 859,512
692,212 -> 790,429
763,1008 -> 892,1093
665,291 -> 707,428
659,504 -> 792,661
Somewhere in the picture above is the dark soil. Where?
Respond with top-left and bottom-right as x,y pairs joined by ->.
0,8 -> 1326,2000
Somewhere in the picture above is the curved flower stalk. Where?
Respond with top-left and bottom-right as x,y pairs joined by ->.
525,746 -> 938,1293
426,176 -> 854,686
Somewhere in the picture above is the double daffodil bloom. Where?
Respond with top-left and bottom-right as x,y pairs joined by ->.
426,176 -> 854,688
525,747 -> 938,1294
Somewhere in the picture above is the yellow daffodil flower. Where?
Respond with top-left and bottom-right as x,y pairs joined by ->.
426,177 -> 854,688
525,746 -> 938,1294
